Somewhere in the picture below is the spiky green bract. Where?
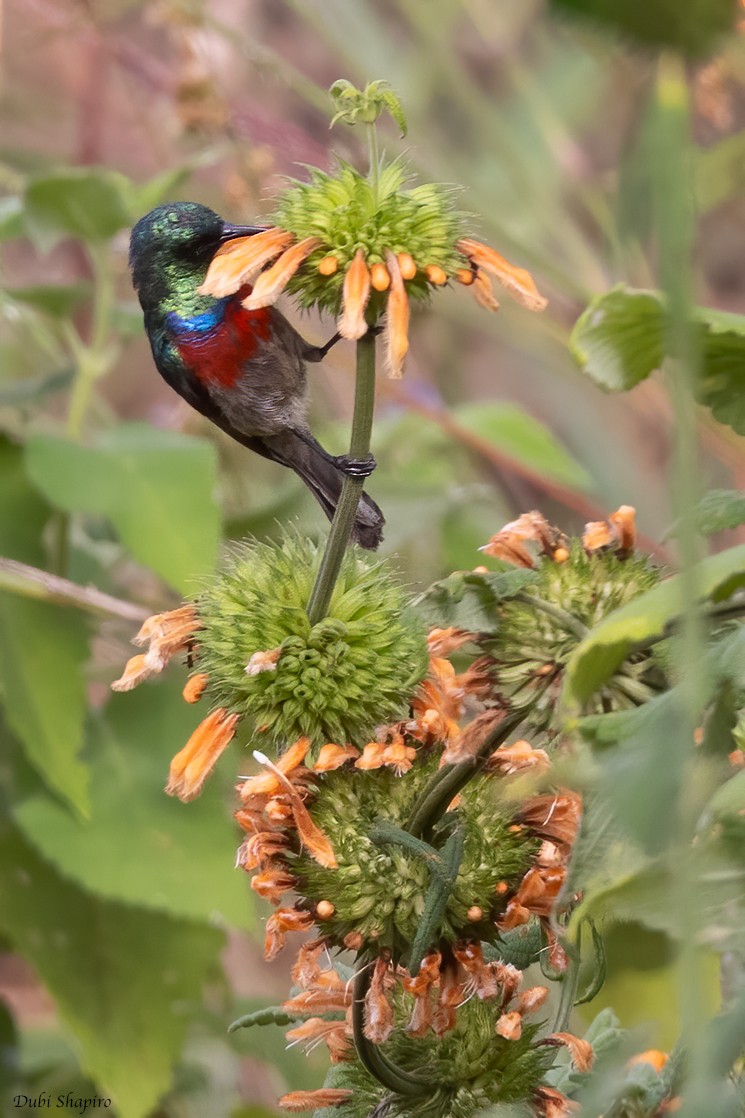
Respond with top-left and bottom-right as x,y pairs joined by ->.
271,159 -> 467,314
194,535 -> 428,754
293,754 -> 538,956
314,999 -> 555,1118
482,544 -> 664,731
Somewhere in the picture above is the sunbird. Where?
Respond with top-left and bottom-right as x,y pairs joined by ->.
129,202 -> 384,549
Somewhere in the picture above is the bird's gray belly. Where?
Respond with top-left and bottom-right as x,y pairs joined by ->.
206,350 -> 309,436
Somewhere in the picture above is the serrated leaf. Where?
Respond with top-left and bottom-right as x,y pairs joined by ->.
0,438 -> 89,815
561,544 -> 745,713
24,167 -> 132,250
453,402 -> 591,491
570,285 -> 745,435
25,424 -> 220,594
692,489 -> 745,536
0,821 -> 224,1118
14,681 -> 253,926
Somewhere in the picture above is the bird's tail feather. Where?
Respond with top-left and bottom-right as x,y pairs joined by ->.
262,430 -> 385,551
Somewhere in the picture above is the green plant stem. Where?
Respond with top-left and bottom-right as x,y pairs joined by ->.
306,331 -> 377,624
0,556 -> 151,622
352,959 -> 429,1097
66,242 -> 115,440
653,53 -> 707,1104
551,923 -> 583,1032
406,707 -> 526,839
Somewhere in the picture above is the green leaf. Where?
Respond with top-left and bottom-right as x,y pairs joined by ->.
570,287 -> 665,392
6,283 -> 90,318
453,401 -> 592,490
561,543 -> 745,713
14,682 -> 253,927
24,167 -> 132,250
686,489 -> 745,537
25,424 -> 220,593
0,196 -> 24,241
706,768 -> 745,841
414,567 -> 538,630
0,821 -> 224,1118
0,438 -> 89,815
570,285 -> 745,435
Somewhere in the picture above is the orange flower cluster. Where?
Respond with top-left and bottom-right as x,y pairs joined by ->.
198,229 -> 547,378
482,506 -> 638,568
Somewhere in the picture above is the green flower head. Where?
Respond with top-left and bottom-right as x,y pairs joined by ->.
193,534 -> 428,755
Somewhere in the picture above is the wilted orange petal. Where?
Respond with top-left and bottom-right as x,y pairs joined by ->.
133,604 -> 198,646
364,956 -> 394,1043
238,736 -> 311,798
547,1032 -> 594,1072
245,647 -> 281,676
472,268 -> 500,312
519,791 -> 582,846
111,653 -> 156,692
251,868 -> 298,903
338,248 -> 371,340
313,743 -> 360,771
516,985 -> 549,1015
355,742 -> 386,770
583,520 -> 613,551
255,751 -> 337,868
182,672 -> 209,703
279,1090 -> 353,1112
609,504 -> 637,555
488,739 -> 551,775
264,908 -> 313,961
426,627 -> 473,656
458,238 -> 548,312
243,237 -> 321,309
383,250 -> 410,379
165,708 -> 239,802
198,228 -> 294,298
496,1011 -> 522,1040
535,1087 -> 579,1118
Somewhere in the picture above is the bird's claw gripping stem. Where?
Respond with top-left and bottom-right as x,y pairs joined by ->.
335,452 -> 377,479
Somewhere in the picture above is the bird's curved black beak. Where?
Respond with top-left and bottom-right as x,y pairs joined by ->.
219,222 -> 269,243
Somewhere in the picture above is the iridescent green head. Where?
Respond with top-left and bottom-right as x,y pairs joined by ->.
129,202 -> 263,311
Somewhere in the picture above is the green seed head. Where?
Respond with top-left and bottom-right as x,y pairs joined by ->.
317,996 -> 556,1118
482,543 -> 663,731
271,159 -> 468,314
193,534 -> 428,754
293,754 -> 538,957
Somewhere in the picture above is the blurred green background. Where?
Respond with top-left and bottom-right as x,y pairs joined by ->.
1,1 -> 745,1115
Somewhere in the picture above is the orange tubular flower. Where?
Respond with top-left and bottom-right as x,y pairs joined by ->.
165,707 -> 239,802
111,605 -> 201,692
457,238 -> 548,312
384,249 -> 410,379
278,1089 -> 353,1112
198,227 -> 293,298
338,248 -> 372,339
243,237 -> 322,309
